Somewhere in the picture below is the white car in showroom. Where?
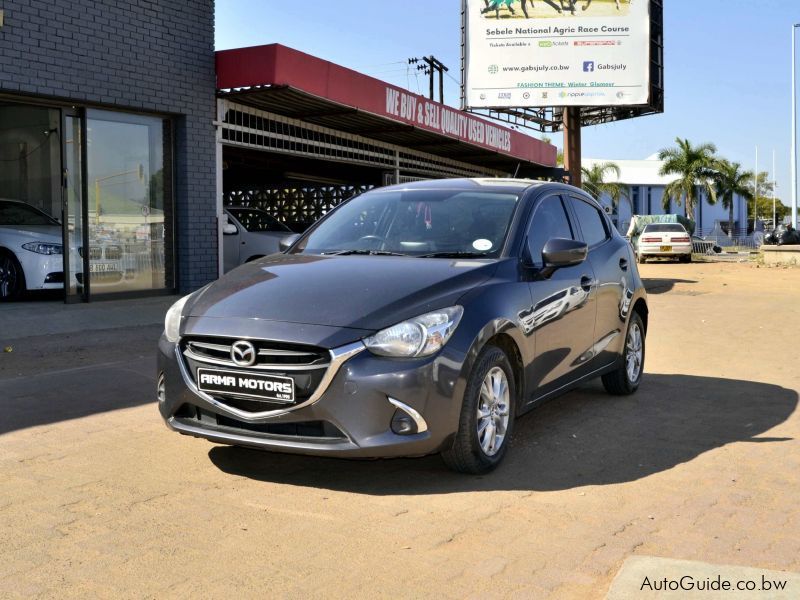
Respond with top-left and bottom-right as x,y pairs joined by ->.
636,223 -> 693,264
0,199 -> 64,300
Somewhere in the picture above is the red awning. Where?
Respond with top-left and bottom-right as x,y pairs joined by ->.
216,44 -> 557,172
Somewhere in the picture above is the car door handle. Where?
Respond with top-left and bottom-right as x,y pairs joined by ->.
619,257 -> 629,271
580,276 -> 595,291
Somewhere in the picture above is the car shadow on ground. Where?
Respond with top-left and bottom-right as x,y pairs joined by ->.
208,374 -> 797,495
642,278 -> 698,294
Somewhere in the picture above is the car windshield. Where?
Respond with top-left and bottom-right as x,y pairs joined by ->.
227,208 -> 291,233
644,224 -> 686,233
0,201 -> 59,226
293,189 -> 520,257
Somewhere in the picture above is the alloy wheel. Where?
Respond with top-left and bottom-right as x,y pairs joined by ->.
0,255 -> 19,299
626,322 -> 643,382
476,366 -> 510,457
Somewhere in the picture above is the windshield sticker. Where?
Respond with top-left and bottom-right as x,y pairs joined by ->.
473,239 -> 493,251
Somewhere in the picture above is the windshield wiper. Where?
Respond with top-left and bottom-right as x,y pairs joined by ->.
416,251 -> 490,258
321,249 -> 408,256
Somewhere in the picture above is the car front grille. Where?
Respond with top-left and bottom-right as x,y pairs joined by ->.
174,405 -> 347,441
180,336 -> 332,411
79,246 -> 122,260
183,337 -> 329,370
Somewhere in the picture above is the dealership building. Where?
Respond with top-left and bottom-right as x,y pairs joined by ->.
0,0 -> 557,302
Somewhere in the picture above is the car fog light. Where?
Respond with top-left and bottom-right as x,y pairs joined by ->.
391,411 -> 418,435
388,397 -> 428,435
157,373 -> 166,403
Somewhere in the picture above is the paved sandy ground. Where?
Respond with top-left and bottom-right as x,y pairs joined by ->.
1,262 -> 798,598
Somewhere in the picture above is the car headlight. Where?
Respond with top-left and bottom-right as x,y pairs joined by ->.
22,242 -> 63,255
364,306 -> 464,358
164,294 -> 191,343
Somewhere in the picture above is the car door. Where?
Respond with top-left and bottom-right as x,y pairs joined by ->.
222,211 -> 241,272
567,195 -> 629,368
524,194 -> 598,401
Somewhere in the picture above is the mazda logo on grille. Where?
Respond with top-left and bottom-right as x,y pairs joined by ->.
231,340 -> 257,367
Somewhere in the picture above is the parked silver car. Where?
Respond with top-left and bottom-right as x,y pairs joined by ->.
222,207 -> 292,273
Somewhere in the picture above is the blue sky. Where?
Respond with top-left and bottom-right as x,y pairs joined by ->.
217,0 -> 797,203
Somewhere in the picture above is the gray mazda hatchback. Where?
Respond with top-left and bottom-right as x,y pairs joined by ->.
158,179 -> 648,473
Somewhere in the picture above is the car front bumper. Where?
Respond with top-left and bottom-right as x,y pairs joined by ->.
157,333 -> 467,459
15,249 -> 63,290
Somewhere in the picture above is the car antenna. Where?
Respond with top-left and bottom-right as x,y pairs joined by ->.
512,163 -> 521,178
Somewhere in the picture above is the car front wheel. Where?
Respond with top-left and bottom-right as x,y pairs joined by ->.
442,346 -> 516,474
601,312 -> 645,395
0,251 -> 25,301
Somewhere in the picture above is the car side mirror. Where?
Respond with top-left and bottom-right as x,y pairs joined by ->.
541,238 -> 588,270
539,238 -> 589,279
222,222 -> 238,236
279,233 -> 301,252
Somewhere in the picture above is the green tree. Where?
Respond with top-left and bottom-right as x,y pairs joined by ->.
581,161 -> 629,211
713,159 -> 753,238
541,135 -> 564,167
658,138 -> 718,217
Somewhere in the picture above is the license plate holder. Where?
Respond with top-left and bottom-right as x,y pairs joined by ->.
196,368 -> 295,402
660,245 -> 672,252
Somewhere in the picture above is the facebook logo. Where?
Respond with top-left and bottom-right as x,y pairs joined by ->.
583,61 -> 595,72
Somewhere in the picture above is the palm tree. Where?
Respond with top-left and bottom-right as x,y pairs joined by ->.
658,138 -> 718,218
581,161 -> 629,211
541,135 -> 564,167
713,159 -> 753,238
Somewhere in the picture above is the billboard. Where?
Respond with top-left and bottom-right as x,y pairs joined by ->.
463,0 -> 652,109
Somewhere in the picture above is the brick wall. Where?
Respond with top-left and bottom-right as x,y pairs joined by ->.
0,0 -> 217,292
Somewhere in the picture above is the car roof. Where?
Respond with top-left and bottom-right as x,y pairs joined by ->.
377,177 -> 555,195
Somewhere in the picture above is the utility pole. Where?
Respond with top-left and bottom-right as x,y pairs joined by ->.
408,56 -> 449,104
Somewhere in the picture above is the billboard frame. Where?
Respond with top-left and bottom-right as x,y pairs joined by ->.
461,0 -> 664,133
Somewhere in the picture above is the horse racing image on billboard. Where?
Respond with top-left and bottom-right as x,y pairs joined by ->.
463,0 -> 652,109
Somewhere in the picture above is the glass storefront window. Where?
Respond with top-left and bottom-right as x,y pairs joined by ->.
0,104 -> 61,219
86,110 -> 173,293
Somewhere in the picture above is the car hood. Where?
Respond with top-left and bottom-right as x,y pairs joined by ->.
0,224 -> 61,243
187,253 -> 498,331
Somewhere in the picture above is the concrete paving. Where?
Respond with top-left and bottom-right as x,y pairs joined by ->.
0,294 -> 177,342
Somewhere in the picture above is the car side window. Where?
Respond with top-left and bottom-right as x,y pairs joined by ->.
527,195 -> 574,267
569,196 -> 609,247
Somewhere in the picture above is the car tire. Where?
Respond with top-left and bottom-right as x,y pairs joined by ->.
682,254 -> 692,263
601,312 -> 645,396
0,250 -> 26,301
637,253 -> 647,264
442,345 -> 516,474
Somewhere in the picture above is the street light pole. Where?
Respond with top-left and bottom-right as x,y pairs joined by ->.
773,149 -> 777,229
755,145 -> 758,231
792,25 -> 799,228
